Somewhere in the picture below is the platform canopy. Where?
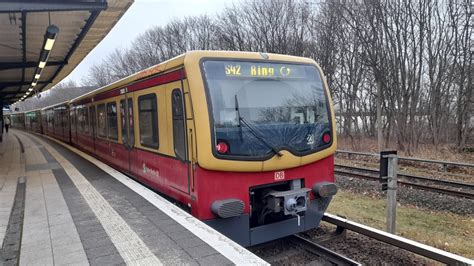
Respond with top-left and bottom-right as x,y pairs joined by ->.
0,0 -> 133,106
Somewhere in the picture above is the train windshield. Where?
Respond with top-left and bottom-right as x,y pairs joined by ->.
202,60 -> 332,159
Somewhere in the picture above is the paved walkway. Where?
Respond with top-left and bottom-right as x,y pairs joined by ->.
0,130 -> 267,266
0,133 -> 23,264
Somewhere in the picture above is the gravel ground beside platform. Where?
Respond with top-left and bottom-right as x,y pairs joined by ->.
251,225 -> 433,265
335,174 -> 474,215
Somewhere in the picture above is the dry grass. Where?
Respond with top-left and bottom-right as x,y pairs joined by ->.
336,136 -> 474,182
327,189 -> 474,258
337,136 -> 474,164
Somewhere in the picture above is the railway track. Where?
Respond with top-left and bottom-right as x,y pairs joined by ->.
251,233 -> 361,265
255,213 -> 472,265
335,164 -> 474,199
321,213 -> 473,265
287,235 -> 361,265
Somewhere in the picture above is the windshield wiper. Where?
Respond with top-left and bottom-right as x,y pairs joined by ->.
234,95 -> 283,157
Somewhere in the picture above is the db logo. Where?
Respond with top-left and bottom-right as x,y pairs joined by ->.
274,171 -> 285,181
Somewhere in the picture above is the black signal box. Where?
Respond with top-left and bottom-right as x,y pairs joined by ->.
380,150 -> 397,182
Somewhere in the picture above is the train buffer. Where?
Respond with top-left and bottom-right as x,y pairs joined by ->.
0,130 -> 268,265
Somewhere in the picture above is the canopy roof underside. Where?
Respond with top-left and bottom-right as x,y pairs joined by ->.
0,0 -> 133,105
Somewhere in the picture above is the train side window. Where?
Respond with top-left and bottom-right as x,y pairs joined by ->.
120,99 -> 134,146
54,109 -> 59,128
48,111 -> 53,129
89,106 -> 95,137
128,100 -> 134,146
71,109 -> 76,133
120,100 -> 126,144
172,89 -> 186,160
107,102 -> 118,140
97,104 -> 107,138
138,94 -> 158,149
77,107 -> 83,133
84,107 -> 89,134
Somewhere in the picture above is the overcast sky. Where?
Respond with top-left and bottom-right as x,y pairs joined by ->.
64,0 -> 232,83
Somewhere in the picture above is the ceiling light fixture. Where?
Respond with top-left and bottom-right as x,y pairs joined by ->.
24,24 -> 59,101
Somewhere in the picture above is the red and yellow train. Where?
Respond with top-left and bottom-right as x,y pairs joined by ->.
9,51 -> 337,246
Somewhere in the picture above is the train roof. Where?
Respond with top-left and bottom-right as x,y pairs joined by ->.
41,100 -> 70,111
69,50 -> 317,104
70,52 -> 186,103
25,108 -> 42,113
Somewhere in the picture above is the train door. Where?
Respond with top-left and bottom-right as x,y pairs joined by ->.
89,105 -> 96,152
182,79 -> 196,193
169,84 -> 191,194
120,95 -> 134,172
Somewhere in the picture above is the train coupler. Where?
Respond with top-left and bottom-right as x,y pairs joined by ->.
264,187 -> 311,216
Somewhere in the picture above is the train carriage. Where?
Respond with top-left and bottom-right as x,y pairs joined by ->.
12,51 -> 336,246
65,51 -> 338,246
25,108 -> 42,134
10,113 -> 25,130
42,101 -> 71,143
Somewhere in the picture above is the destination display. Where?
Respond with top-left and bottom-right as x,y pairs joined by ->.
203,60 -> 314,79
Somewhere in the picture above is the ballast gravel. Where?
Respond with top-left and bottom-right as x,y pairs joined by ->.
335,174 -> 474,215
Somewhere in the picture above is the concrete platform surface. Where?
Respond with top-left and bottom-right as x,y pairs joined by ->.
0,130 -> 268,266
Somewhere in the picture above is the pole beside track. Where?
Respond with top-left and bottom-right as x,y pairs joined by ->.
322,213 -> 474,265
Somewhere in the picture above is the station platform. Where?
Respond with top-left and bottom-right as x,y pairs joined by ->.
0,130 -> 267,266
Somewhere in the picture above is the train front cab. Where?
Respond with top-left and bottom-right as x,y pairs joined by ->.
184,51 -> 338,246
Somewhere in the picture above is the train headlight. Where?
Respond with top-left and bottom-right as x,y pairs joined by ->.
322,133 -> 331,144
216,141 -> 229,154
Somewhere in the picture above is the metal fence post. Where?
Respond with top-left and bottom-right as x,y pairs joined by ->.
386,154 -> 398,234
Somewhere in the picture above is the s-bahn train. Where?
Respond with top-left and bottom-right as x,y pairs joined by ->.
11,51 -> 337,246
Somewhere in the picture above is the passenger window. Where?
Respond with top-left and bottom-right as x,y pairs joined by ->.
172,89 -> 186,160
97,104 -> 106,138
120,100 -> 126,144
138,94 -> 158,149
78,107 -> 84,133
128,99 -> 134,146
83,107 -> 89,134
120,99 -> 134,146
89,106 -> 95,137
71,109 -> 76,133
107,102 -> 118,140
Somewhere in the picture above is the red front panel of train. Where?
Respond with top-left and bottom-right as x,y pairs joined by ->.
192,155 -> 334,220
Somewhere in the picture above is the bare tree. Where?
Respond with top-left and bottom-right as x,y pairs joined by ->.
77,0 -> 472,152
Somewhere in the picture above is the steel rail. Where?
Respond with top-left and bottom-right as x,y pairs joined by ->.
322,213 -> 474,265
287,235 -> 361,266
336,150 -> 474,168
335,164 -> 474,188
334,168 -> 474,199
